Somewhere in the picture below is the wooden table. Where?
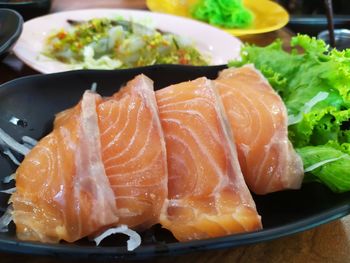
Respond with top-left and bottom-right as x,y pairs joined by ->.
1,1 -> 349,263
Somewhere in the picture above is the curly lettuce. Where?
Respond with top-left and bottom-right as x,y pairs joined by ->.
229,34 -> 350,192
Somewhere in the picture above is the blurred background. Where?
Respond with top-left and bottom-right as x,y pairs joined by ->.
275,0 -> 350,36
278,0 -> 350,14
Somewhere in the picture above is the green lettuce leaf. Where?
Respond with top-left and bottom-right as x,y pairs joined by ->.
297,146 -> 350,193
229,34 -> 350,192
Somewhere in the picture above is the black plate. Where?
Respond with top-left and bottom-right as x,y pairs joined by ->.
0,0 -> 51,21
0,8 -> 23,60
1,65 -> 350,260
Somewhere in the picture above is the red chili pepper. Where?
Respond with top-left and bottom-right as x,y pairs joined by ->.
179,57 -> 189,64
57,31 -> 67,40
178,50 -> 189,64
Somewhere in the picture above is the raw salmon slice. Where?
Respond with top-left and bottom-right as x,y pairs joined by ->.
215,65 -> 304,194
156,77 -> 262,241
53,75 -> 168,230
98,75 -> 168,230
11,91 -> 118,243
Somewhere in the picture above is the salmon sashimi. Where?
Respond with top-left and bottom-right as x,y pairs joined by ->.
156,77 -> 262,241
11,91 -> 119,243
215,65 -> 304,194
52,75 -> 168,230
98,75 -> 168,230
9,67 -> 301,245
54,107 -> 76,128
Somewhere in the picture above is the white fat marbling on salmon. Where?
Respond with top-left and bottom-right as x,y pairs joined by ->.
102,101 -> 135,152
215,64 -> 304,194
12,91 -> 119,243
157,77 -> 262,241
98,74 -> 168,230
159,109 -> 221,144
104,106 -> 152,166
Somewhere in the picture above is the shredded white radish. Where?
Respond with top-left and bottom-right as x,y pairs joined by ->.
22,143 -> 33,150
91,82 -> 98,92
22,136 -> 38,148
0,207 -> 13,233
3,174 -> 16,184
0,187 -> 16,194
304,155 -> 346,172
0,128 -> 30,155
9,117 -> 21,126
94,225 -> 141,251
3,149 -> 20,165
288,92 -> 329,126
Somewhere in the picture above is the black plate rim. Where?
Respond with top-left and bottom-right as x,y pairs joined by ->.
0,205 -> 349,258
0,64 -> 228,92
0,8 -> 23,55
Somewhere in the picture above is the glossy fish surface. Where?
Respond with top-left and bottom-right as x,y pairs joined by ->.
215,65 -> 303,194
156,77 -> 262,241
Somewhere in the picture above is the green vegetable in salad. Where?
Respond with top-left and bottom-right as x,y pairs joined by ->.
191,0 -> 254,29
43,18 -> 209,69
229,34 -> 350,192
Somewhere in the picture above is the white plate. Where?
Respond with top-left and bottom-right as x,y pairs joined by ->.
13,9 -> 242,74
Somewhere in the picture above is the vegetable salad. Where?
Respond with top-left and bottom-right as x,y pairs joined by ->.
43,18 -> 209,69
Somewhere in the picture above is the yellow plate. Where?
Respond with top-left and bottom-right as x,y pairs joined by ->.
146,0 -> 289,36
